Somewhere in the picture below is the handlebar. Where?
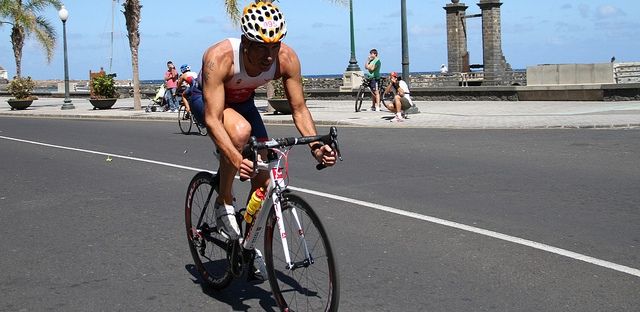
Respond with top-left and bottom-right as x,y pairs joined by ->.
240,126 -> 343,180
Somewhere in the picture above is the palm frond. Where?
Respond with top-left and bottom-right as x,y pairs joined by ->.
32,15 -> 56,62
224,0 -> 240,24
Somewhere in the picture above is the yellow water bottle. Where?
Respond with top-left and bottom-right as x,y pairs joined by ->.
244,187 -> 266,224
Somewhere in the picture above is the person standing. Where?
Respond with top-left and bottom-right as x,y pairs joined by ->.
164,61 -> 179,112
440,64 -> 449,75
365,49 -> 382,111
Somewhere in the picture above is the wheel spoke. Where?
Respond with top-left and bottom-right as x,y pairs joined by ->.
265,194 -> 339,311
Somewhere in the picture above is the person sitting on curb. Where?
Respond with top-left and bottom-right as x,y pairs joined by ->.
382,71 -> 412,122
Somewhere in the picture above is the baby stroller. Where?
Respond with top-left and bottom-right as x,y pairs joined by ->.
145,83 -> 168,112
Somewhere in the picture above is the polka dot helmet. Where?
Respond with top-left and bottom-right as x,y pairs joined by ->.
240,1 -> 287,43
180,64 -> 190,73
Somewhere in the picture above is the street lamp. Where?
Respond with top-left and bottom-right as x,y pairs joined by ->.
345,0 -> 360,71
58,5 -> 75,110
400,0 -> 410,85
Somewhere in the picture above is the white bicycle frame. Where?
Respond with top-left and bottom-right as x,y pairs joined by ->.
240,146 -> 312,270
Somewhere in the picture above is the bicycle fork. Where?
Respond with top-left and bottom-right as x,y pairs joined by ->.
273,195 -> 314,271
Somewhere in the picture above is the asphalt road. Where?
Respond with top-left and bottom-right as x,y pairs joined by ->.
1,117 -> 639,311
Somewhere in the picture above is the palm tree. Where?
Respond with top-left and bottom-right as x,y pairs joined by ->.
0,0 -> 61,78
122,0 -> 142,110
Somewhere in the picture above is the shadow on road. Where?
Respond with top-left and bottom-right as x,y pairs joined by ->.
185,264 -> 278,311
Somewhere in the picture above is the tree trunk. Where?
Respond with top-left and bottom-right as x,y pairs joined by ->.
123,0 -> 142,110
11,25 -> 24,78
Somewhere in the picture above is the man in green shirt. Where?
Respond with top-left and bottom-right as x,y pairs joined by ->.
365,48 -> 382,111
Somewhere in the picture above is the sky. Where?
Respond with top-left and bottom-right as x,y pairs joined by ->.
0,0 -> 638,80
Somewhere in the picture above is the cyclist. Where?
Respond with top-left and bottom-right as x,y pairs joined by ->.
365,48 -> 382,111
382,71 -> 412,122
187,1 -> 337,240
177,64 -> 198,117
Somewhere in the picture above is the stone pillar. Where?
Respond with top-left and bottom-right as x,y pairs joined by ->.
444,0 -> 469,74
478,0 -> 507,85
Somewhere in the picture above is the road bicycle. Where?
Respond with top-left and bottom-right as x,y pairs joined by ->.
178,104 -> 207,136
354,73 -> 388,112
185,127 -> 343,311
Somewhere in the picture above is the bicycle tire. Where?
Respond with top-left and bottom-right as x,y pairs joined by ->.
185,172 -> 233,289
378,79 -> 387,107
264,192 -> 340,312
178,105 -> 192,135
195,121 -> 208,136
355,86 -> 366,112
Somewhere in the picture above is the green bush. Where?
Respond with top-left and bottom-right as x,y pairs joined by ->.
91,75 -> 117,99
7,76 -> 36,100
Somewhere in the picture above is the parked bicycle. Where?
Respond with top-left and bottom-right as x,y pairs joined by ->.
185,127 -> 343,311
178,104 -> 207,136
354,73 -> 388,112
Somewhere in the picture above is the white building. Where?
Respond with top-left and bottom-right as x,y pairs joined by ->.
0,66 -> 8,80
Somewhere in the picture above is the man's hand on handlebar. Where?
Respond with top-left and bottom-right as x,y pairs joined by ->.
312,145 -> 337,168
239,155 -> 261,181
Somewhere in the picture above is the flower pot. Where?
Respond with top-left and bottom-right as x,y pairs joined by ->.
268,99 -> 291,114
267,98 -> 307,115
89,98 -> 118,110
7,99 -> 34,110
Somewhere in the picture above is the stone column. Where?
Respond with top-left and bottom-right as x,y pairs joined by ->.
444,0 -> 469,74
478,0 -> 507,85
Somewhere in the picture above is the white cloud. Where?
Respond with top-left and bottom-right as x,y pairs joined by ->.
578,4 -> 590,18
196,16 -> 217,24
409,24 -> 442,37
596,5 -> 625,19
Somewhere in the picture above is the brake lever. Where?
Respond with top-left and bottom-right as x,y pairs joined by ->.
316,126 -> 343,170
240,136 -> 258,182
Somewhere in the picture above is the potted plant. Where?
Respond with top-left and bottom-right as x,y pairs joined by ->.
89,74 -> 118,109
267,77 -> 307,115
6,76 -> 36,110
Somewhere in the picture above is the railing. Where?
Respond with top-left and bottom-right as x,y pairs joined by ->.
460,72 -> 485,87
614,63 -> 640,84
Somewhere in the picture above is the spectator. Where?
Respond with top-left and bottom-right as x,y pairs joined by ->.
164,61 -> 179,112
382,71 -> 413,122
365,48 -> 382,111
440,64 -> 448,75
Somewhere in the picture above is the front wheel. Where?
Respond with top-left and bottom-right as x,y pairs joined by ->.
185,172 -> 233,289
264,193 -> 340,312
355,86 -> 366,112
178,105 -> 193,135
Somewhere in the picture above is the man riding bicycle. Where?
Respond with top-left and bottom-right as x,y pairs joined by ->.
177,64 -> 197,117
187,1 -> 337,240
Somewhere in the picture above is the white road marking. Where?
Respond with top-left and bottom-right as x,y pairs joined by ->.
2,135 -> 639,278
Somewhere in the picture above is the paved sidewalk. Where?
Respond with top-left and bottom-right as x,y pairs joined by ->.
2,96 -> 639,129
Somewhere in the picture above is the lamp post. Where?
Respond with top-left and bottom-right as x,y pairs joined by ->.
58,5 -> 75,110
345,0 -> 360,71
401,0 -> 410,85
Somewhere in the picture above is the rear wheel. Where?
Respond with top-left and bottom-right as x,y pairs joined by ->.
185,172 -> 233,289
195,121 -> 208,136
265,193 -> 340,312
355,85 -> 366,112
178,105 -> 192,135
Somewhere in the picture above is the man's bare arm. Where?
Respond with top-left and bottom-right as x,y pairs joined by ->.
201,43 -> 243,169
